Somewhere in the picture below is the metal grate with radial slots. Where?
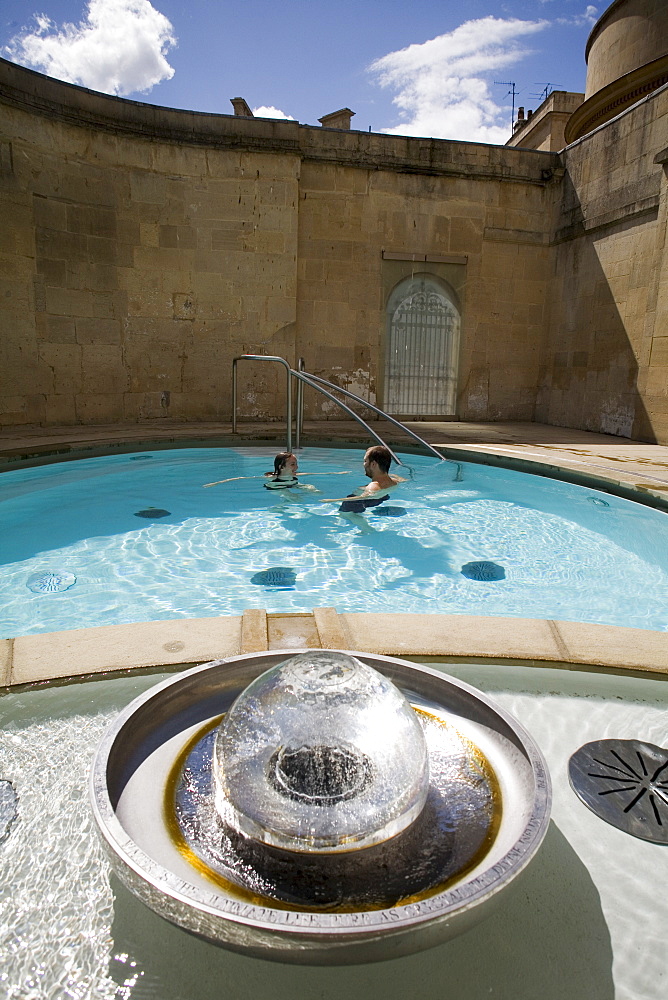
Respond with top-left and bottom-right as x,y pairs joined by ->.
26,571 -> 76,593
250,566 -> 297,589
461,561 -> 506,582
134,507 -> 171,519
569,739 -> 668,844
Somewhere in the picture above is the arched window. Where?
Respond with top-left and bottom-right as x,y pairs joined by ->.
384,274 -> 460,416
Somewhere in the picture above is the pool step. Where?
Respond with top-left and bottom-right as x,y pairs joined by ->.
240,607 -> 352,654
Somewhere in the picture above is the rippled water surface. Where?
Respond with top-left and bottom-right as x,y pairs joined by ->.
2,446 -> 668,637
2,665 -> 667,999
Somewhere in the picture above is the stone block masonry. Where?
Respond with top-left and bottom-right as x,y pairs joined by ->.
0,56 -> 666,442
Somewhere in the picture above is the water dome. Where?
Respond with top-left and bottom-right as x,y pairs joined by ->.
91,650 -> 551,963
214,651 -> 429,852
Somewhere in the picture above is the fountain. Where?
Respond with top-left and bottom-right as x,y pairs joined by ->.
90,650 -> 551,964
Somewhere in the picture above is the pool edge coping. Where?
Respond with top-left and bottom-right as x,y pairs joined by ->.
2,611 -> 668,688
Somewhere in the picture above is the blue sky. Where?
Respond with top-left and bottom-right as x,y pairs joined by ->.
0,1 -> 600,143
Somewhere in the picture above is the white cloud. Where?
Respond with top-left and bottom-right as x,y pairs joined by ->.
3,0 -> 176,96
252,105 -> 295,120
368,16 -> 548,144
557,6 -> 599,27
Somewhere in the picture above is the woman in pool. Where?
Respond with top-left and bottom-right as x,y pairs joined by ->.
263,452 -> 302,490
203,452 -> 348,490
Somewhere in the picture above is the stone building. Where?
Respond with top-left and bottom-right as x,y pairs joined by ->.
0,0 -> 666,441
507,93 -> 586,154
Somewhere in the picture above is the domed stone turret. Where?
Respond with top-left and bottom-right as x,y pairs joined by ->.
565,0 -> 668,142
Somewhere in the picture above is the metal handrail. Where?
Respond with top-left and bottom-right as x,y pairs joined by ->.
232,355 -> 448,466
296,357 -> 305,451
301,372 -> 446,461
290,370 -> 402,466
232,355 -> 293,452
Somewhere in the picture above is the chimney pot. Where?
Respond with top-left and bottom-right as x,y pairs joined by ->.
318,108 -> 355,130
230,97 -> 254,117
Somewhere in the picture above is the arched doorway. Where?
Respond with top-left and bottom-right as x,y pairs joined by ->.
384,274 -> 460,416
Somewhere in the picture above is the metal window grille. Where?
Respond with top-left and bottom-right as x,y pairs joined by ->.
385,279 -> 460,416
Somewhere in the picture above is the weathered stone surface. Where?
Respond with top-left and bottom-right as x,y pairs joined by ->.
0,56 -> 666,441
538,86 -> 667,441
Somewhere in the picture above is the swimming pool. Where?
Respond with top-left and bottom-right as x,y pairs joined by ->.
2,445 -> 668,637
2,662 -> 667,999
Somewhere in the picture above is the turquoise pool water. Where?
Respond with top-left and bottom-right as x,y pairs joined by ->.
1,445 -> 668,637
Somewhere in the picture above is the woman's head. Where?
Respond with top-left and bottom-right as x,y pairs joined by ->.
273,452 -> 298,477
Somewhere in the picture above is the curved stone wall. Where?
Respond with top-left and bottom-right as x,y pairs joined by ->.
566,0 -> 668,142
0,57 -> 559,429
1,54 -> 667,443
585,0 -> 668,99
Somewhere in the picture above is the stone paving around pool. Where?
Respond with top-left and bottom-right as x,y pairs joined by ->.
3,610 -> 668,687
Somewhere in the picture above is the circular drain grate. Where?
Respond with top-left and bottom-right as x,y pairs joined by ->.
461,560 -> 506,582
26,570 -> 76,594
371,506 -> 407,517
134,507 -> 171,519
588,497 -> 610,507
250,567 -> 297,588
569,739 -> 668,844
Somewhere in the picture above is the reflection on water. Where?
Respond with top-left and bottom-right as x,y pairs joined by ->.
171,713 -> 498,910
1,666 -> 667,998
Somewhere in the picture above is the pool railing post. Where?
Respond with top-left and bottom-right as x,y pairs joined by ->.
296,357 -> 305,451
232,358 -> 238,434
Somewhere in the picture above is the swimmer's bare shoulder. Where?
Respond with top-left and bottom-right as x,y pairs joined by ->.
321,477 -> 405,503
365,475 -> 405,495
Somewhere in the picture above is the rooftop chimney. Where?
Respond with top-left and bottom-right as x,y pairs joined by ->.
230,98 -> 254,117
318,108 -> 355,130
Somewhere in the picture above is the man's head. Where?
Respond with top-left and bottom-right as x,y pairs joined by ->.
363,445 -> 392,476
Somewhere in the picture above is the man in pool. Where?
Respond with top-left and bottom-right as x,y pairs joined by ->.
320,446 -> 406,524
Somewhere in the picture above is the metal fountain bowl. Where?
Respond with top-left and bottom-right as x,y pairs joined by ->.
89,651 -> 551,965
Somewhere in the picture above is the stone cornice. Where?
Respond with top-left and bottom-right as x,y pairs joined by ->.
565,55 -> 668,143
0,57 -> 561,185
0,57 -> 301,154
